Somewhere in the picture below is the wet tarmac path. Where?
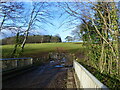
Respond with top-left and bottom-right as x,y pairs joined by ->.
2,59 -> 70,88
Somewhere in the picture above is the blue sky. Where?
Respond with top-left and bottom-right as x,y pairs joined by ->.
26,2 -> 82,41
31,2 -> 83,41
0,2 -> 83,41
1,1 -> 119,42
1,1 -> 119,41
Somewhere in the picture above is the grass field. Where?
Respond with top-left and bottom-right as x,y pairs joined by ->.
2,42 -> 85,58
2,43 -> 119,88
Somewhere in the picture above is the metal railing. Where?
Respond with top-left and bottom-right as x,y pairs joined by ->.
73,60 -> 108,89
0,58 -> 33,71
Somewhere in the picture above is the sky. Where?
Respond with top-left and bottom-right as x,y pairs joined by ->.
1,1 -> 119,41
25,2 -> 82,42
0,1 -> 120,42
40,3 -> 81,41
0,2 -> 83,42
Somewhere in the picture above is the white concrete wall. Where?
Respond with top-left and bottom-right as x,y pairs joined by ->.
73,60 -> 108,89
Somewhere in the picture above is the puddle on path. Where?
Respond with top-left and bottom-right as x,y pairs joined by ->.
54,65 -> 64,68
50,60 -> 54,63
3,53 -> 73,88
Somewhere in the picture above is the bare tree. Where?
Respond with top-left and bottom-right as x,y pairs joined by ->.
20,2 -> 53,54
0,2 -> 24,32
61,1 -> 120,80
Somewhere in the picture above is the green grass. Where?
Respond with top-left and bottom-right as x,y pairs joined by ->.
2,42 -> 85,58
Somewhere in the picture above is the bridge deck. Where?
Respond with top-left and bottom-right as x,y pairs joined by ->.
3,59 -> 76,88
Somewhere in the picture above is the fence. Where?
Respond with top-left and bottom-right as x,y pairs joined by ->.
73,60 -> 108,89
0,58 -> 33,71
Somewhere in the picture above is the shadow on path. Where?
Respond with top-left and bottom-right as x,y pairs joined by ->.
2,59 -> 70,88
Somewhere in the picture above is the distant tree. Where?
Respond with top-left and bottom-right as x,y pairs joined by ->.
2,35 -> 62,45
50,36 -> 61,43
8,2 -> 53,57
40,35 -> 44,43
54,34 -> 62,42
58,36 -> 62,42
65,36 -> 73,42
71,26 -> 81,41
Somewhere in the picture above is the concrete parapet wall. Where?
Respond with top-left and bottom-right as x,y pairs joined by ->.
1,58 -> 33,71
73,60 -> 108,89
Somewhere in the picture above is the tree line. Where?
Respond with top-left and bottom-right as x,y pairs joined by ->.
0,1 -> 120,85
2,35 -> 62,45
0,2 -> 55,57
61,1 -> 120,88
